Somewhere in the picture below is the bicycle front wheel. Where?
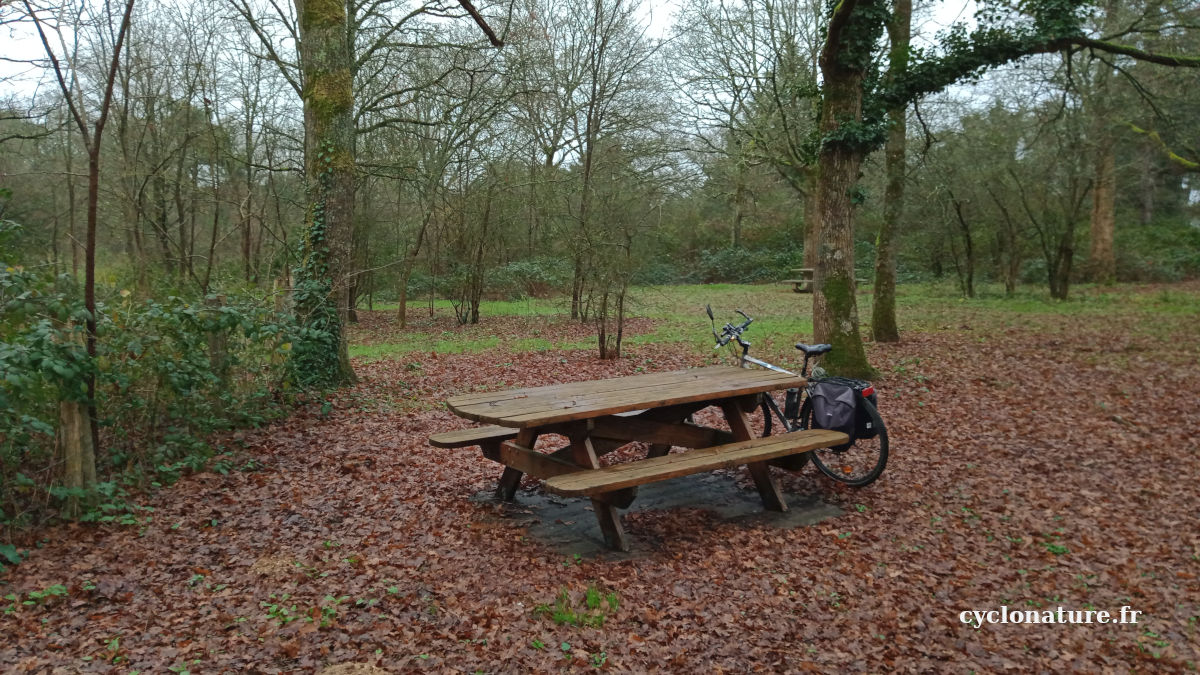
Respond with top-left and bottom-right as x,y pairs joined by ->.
758,391 -> 809,471
801,397 -> 888,487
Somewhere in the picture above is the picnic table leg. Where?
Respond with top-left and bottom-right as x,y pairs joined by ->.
496,429 -> 538,501
541,440 -> 638,509
569,435 -> 629,552
721,400 -> 788,512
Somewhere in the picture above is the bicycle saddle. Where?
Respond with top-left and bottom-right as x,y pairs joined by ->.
794,343 -> 832,355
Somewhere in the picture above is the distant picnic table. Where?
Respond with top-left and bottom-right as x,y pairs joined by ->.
430,366 -> 847,551
779,268 -> 869,293
780,268 -> 815,293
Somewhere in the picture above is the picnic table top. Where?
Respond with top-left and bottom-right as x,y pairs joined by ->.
445,366 -> 803,428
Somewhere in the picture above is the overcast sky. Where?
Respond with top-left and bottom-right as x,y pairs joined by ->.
1,1 -> 978,102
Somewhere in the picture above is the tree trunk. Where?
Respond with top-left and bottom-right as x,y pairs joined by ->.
57,397 -> 93,519
292,0 -> 356,386
1089,138 -> 1116,284
871,102 -> 903,341
950,195 -> 975,298
64,118 -> 80,278
397,262 -> 412,328
84,147 -> 101,472
812,72 -> 872,377
1051,227 -> 1075,300
55,321 -> 94,518
802,171 -> 818,271
731,179 -> 745,248
205,296 -> 229,385
571,255 -> 584,321
1139,147 -> 1155,225
871,0 -> 909,343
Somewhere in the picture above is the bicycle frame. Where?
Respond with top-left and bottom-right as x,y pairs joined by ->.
707,305 -> 889,486
722,332 -> 804,432
709,307 -> 828,433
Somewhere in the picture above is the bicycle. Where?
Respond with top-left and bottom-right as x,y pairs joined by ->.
706,305 -> 889,487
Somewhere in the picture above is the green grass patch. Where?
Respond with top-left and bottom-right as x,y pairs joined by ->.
533,585 -> 620,628
350,335 -> 501,360
368,297 -> 567,317
350,282 -> 1200,361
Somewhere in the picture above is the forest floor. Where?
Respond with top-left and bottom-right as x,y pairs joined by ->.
3,283 -> 1200,673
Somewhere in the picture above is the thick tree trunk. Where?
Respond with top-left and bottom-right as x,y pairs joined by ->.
1089,139 -> 1116,284
871,0 -> 909,343
813,73 -> 872,377
292,0 -> 356,386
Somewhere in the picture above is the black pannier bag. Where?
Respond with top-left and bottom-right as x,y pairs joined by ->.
809,377 -> 878,450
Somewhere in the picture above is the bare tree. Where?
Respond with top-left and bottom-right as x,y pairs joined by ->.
20,0 -> 136,503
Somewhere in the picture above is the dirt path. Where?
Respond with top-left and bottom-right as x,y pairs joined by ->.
2,311 -> 1198,672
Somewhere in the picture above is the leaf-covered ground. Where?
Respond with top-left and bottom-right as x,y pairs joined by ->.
3,286 -> 1199,672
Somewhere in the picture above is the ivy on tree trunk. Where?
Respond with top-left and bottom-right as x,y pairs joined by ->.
292,0 -> 356,387
871,0 -> 909,344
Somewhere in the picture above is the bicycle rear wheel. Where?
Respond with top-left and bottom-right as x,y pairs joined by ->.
801,397 -> 888,487
758,391 -> 809,471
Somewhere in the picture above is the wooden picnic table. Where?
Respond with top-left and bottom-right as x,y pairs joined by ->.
432,366 -> 847,551
781,268 -> 815,293
780,268 -> 869,293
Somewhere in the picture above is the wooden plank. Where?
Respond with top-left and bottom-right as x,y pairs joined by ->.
495,428 -> 538,501
446,367 -> 742,407
448,372 -> 779,419
495,441 -> 584,479
543,429 -> 847,497
590,417 -> 732,449
543,440 -> 637,508
446,367 -> 800,422
629,401 -> 712,423
569,435 -> 629,551
451,370 -> 802,428
496,375 -> 791,424
722,400 -> 787,512
647,444 -> 671,459
429,425 -> 516,448
461,370 -> 788,412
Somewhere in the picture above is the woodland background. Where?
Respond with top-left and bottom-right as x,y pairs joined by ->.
2,0 -> 1200,670
0,0 -> 1198,616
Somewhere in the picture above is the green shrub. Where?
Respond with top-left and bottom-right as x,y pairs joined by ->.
695,246 -> 801,283
1115,218 -> 1200,282
631,257 -> 687,285
0,246 -> 298,530
485,257 -> 572,299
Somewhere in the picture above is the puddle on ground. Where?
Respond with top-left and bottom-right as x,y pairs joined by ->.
470,472 -> 842,559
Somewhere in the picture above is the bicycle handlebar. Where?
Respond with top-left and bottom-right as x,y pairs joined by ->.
713,309 -> 754,348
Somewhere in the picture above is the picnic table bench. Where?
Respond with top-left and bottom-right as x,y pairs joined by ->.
430,366 -> 848,551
